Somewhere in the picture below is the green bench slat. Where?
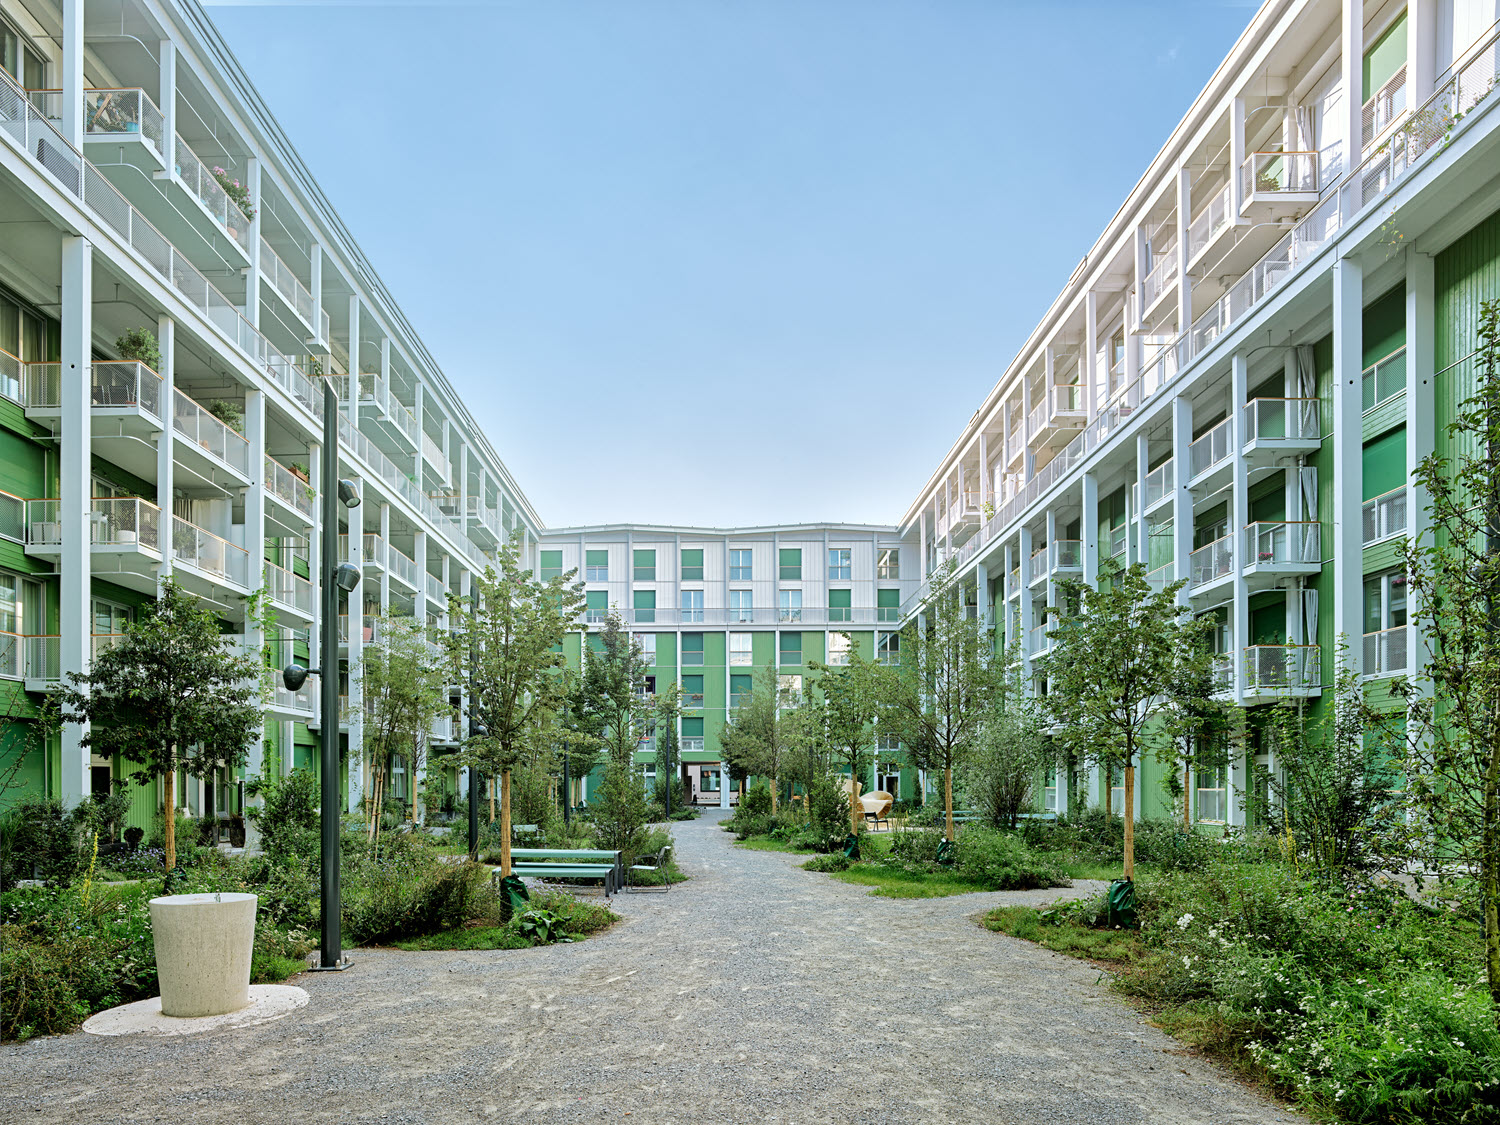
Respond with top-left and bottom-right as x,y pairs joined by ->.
511,863 -> 613,878
510,849 -> 620,862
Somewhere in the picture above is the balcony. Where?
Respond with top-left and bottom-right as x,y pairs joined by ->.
1028,621 -> 1051,657
172,516 -> 250,591
1363,487 -> 1407,544
1028,544 -> 1049,587
23,359 -> 163,441
1143,458 -> 1174,512
1243,398 -> 1320,467
1187,416 -> 1233,494
387,543 -> 420,591
1189,534 -> 1234,600
1243,644 -> 1321,698
338,614 -> 378,646
1050,540 -> 1082,572
27,498 -> 162,591
1363,346 -> 1407,413
264,457 -> 314,533
170,133 -> 251,257
420,429 -> 449,483
1007,566 -> 1021,598
1362,64 -> 1408,152
1239,152 -> 1319,219
465,496 -> 504,547
1364,627 -> 1408,678
1186,182 -> 1234,270
264,560 -> 314,619
1242,521 -> 1320,589
1145,562 -> 1175,593
1028,385 -> 1087,448
174,389 -> 251,483
0,631 -> 60,689
83,88 -> 165,167
359,373 -> 420,453
1139,248 -> 1179,325
425,571 -> 446,607
267,669 -> 314,717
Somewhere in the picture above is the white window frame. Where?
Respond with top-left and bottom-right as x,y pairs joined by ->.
728,632 -> 752,665
729,589 -> 753,623
877,548 -> 900,580
729,549 -> 752,581
778,589 -> 802,623
826,631 -> 851,666
680,589 -> 704,624
827,548 -> 851,581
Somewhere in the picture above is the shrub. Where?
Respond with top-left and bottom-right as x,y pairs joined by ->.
0,798 -> 80,889
342,855 -> 494,945
890,828 -> 943,864
952,828 -> 1068,891
803,853 -> 851,873
246,769 -> 319,860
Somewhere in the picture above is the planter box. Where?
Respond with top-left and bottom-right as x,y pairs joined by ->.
149,892 -> 257,1017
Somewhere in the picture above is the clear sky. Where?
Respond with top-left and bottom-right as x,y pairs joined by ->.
203,0 -> 1254,529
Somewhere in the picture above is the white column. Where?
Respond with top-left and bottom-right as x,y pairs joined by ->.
379,503 -> 391,612
1230,96 -> 1247,216
60,237 -> 91,807
1084,291 -> 1099,420
1171,394 -> 1195,605
1176,168 -> 1192,333
1230,352 -> 1250,708
414,529 -> 428,622
245,158 -> 261,328
310,245 -> 324,348
1081,474 -> 1099,587
1408,0 -> 1435,103
413,384 -> 425,483
1406,248 -> 1435,682
1332,256 -> 1364,670
155,315 -> 174,587
978,432 -> 989,509
1135,433 -> 1149,569
974,560 -> 990,631
62,0 -> 85,151
158,41 -> 176,178
244,387 -> 267,782
346,296 -> 360,403
1017,527 -> 1034,681
1343,0 -> 1365,165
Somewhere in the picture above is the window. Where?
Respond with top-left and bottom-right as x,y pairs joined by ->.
681,632 -> 704,666
681,548 -> 704,582
1364,569 -> 1409,676
877,548 -> 900,580
632,589 -> 655,624
1109,765 -> 1125,817
729,549 -> 752,581
680,589 -> 704,623
779,632 -> 802,666
730,673 -> 752,709
1362,347 -> 1407,412
539,550 -> 562,580
1196,752 -> 1227,823
585,549 -> 608,582
1043,765 -> 1058,813
778,590 -> 802,623
877,588 -> 900,623
827,548 -> 851,580
701,768 -> 720,792
729,589 -> 753,623
636,633 -> 656,665
681,715 -> 704,752
2,18 -> 45,88
877,631 -> 900,665
826,632 -> 851,666
586,632 -> 606,656
729,632 -> 752,666
633,549 -> 655,581
92,596 -> 130,637
681,674 -> 704,707
828,589 -> 851,623
779,547 -> 801,580
778,674 -> 803,703
585,590 -> 606,623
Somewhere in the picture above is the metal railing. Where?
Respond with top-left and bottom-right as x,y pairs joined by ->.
172,516 -> 249,587
174,133 -> 250,248
1244,520 -> 1320,566
1364,627 -> 1408,677
23,497 -> 161,551
0,346 -> 20,404
387,543 -> 419,588
1187,181 -> 1232,261
1363,63 -> 1408,150
359,373 -> 419,443
264,561 -> 313,615
1029,622 -> 1050,655
1050,540 -> 1082,570
1188,416 -> 1232,479
1145,562 -> 1174,592
265,457 -> 315,519
1144,458 -> 1174,507
425,571 -> 446,605
267,669 -> 314,714
1243,397 -> 1320,443
174,388 -> 250,474
260,236 -> 314,325
1239,151 -> 1318,199
1363,486 -> 1408,544
1190,534 -> 1234,587
1363,345 -> 1407,411
1140,247 -> 1178,310
1243,644 -> 1321,692
24,359 -> 162,419
84,88 -> 164,158
1051,383 -> 1084,416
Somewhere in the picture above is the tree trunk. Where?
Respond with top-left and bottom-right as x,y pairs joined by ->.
1484,704 -> 1500,1024
1183,757 -> 1192,832
489,774 -> 496,824
770,773 -> 779,814
944,766 -> 954,842
500,768 -> 513,878
1123,763 -> 1136,880
849,776 -> 862,834
163,767 -> 176,872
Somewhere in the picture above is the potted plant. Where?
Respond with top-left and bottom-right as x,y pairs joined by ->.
211,165 -> 256,223
289,462 -> 310,484
207,400 -> 244,433
116,327 -> 160,371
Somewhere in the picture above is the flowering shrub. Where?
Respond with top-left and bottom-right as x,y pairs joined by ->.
211,165 -> 255,221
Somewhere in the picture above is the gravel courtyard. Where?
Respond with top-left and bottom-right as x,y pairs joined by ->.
0,812 -> 1304,1125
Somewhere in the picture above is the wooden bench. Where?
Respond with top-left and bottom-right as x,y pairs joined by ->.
495,848 -> 624,897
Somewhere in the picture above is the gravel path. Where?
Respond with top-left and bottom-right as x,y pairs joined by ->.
0,811 -> 1304,1125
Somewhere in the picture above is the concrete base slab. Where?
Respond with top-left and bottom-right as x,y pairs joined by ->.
81,985 -> 309,1037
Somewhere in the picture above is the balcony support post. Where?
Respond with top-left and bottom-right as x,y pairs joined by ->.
1081,474 -> 1098,588
1342,0 -> 1365,167
975,560 -> 990,632
245,158 -> 261,328
1405,247 -> 1435,687
978,432 -> 989,510
1231,352 -> 1250,710
413,529 -> 428,622
62,0 -> 84,150
158,41 -> 176,180
310,243 -> 323,355
1135,434 -> 1149,568
1084,290 -> 1099,421
1332,256 -> 1365,673
1407,0 -> 1436,105
156,315 -> 175,588
345,295 -> 359,409
1175,168 -> 1191,331
1018,527 -> 1033,682
243,386 -> 266,791
59,236 -> 91,809
1230,96 -> 1247,216
1171,395 -> 1195,608
379,503 -> 391,613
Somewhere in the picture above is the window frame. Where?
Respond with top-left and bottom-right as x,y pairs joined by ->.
876,548 -> 900,580
777,589 -> 802,623
728,548 -> 752,581
585,549 -> 609,583
778,548 -> 802,581
827,547 -> 851,581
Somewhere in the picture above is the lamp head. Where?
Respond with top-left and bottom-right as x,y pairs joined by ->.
337,478 -> 361,508
282,663 -> 310,691
335,563 -> 362,593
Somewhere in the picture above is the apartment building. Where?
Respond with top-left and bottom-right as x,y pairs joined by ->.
899,0 -> 1500,827
541,525 -> 912,807
0,0 -> 540,825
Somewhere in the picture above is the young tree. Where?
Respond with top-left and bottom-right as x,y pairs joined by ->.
719,663 -> 799,812
1162,633 -> 1241,832
52,579 -> 264,870
653,687 -> 685,814
965,655 -> 1051,830
811,637 -> 880,833
1391,298 -> 1500,1022
1040,558 -> 1211,878
359,613 -> 449,851
572,610 -> 652,768
446,531 -> 585,870
871,562 -> 1004,841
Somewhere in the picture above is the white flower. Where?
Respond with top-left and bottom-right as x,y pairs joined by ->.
1177,912 -> 1194,930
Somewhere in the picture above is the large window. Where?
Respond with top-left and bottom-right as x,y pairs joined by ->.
681,674 -> 704,707
877,588 -> 900,623
826,631 -> 851,666
729,589 -> 753,623
1043,765 -> 1058,813
585,590 -> 607,623
2,18 -> 45,89
877,548 -> 900,580
730,673 -> 752,709
680,548 -> 704,582
680,589 -> 704,623
1364,569 -> 1409,677
539,550 -> 563,580
779,632 -> 802,666
585,549 -> 608,582
633,549 -> 656,581
778,674 -> 803,703
828,588 -> 851,623
636,633 -> 656,665
681,633 -> 704,666
729,632 -> 752,666
779,548 -> 801,581
632,589 -> 655,624
1196,750 -> 1227,823
778,590 -> 802,623
877,631 -> 900,665
729,549 -> 752,581
681,715 -> 704,751
827,548 -> 851,580
1109,765 -> 1125,817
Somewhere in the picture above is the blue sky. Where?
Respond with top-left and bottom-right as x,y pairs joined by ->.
204,0 -> 1252,529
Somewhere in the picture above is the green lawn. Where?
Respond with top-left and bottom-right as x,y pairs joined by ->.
980,905 -> 1146,964
392,925 -> 533,951
736,835 -> 821,854
828,864 -> 986,898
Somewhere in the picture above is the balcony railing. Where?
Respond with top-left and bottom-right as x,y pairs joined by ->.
1362,64 -> 1408,150
264,561 -> 313,615
0,631 -> 62,681
1243,398 -> 1319,443
260,236 -> 314,326
267,669 -> 313,714
1029,622 -> 1050,655
1362,346 -> 1407,411
1144,458 -> 1173,507
1140,248 -> 1178,311
1363,487 -> 1408,544
1364,627 -> 1408,677
26,497 -> 162,551
172,516 -> 249,587
1190,534 -> 1234,588
0,347 -> 20,404
84,88 -> 164,158
1239,151 -> 1318,199
1188,416 -> 1232,479
1051,383 -> 1084,417
265,457 -> 314,519
174,133 -> 250,248
24,359 -> 162,419
387,543 -> 419,589
1145,562 -> 1174,592
359,373 -> 419,444
1050,540 -> 1082,570
1186,182 -> 1232,262
1243,644 -> 1321,693
174,389 -> 250,474
425,571 -> 446,606
1244,521 -> 1320,567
